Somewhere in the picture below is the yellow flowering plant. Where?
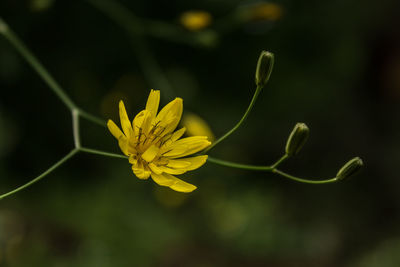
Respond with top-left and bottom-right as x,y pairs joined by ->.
0,10 -> 363,200
107,90 -> 210,192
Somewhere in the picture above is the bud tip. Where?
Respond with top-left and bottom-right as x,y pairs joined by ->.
336,157 -> 363,180
255,50 -> 275,87
285,122 -> 310,156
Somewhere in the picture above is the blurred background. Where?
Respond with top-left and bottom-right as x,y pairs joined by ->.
1,0 -> 400,266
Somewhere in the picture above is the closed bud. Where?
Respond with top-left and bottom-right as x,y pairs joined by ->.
255,50 -> 274,87
336,157 -> 363,180
285,123 -> 309,156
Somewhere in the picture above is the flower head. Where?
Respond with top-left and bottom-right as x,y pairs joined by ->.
107,90 -> 211,192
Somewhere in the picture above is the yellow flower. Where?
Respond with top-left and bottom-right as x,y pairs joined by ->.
180,11 -> 212,31
107,90 -> 211,193
245,3 -> 283,22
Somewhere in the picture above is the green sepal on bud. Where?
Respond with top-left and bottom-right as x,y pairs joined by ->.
285,123 -> 310,156
336,157 -> 363,180
255,50 -> 274,87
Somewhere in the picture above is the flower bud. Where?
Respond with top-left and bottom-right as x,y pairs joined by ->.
255,50 -> 274,87
336,157 -> 363,180
285,123 -> 309,156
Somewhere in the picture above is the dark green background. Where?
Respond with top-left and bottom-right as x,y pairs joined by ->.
1,0 -> 400,266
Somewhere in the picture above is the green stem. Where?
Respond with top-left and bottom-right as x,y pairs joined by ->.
208,156 -> 338,184
0,149 -> 79,200
77,108 -> 106,127
271,154 -> 289,169
204,85 -> 263,153
79,147 -> 128,159
0,18 -> 76,110
272,169 -> 338,184
72,109 -> 81,148
207,157 -> 272,171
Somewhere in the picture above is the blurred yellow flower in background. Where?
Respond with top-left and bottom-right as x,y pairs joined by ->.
245,2 -> 283,21
180,10 -> 212,31
182,112 -> 215,142
107,90 -> 211,192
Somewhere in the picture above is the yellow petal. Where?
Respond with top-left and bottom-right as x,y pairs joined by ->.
145,89 -> 160,121
129,155 -> 138,165
181,155 -> 208,171
132,161 -> 151,179
162,144 -> 190,157
150,117 -> 180,145
161,115 -> 180,137
155,157 -> 168,164
169,136 -> 209,146
157,166 -> 187,175
169,176 -> 197,193
177,140 -> 211,158
157,127 -> 186,148
132,110 -> 146,131
160,136 -> 206,151
161,136 -> 211,158
151,172 -> 175,186
132,110 -> 152,141
155,98 -> 183,135
171,127 -> 186,142
166,159 -> 191,169
148,163 -> 164,174
119,100 -> 132,137
107,119 -> 124,140
141,144 -> 160,162
118,136 -> 130,156
170,141 -> 211,158
151,173 -> 197,192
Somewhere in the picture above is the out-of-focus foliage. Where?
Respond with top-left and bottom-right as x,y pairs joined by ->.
0,0 -> 400,266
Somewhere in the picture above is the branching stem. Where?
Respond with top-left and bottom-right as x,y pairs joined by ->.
72,109 -> 81,148
0,14 -> 343,200
77,108 -> 107,127
79,147 -> 128,159
0,18 -> 108,200
0,149 -> 79,200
